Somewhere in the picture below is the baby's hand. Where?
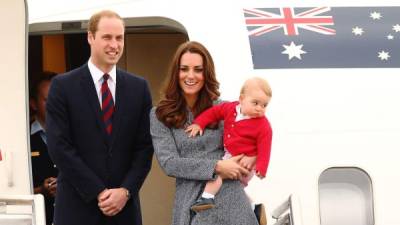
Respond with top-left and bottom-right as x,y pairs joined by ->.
185,124 -> 203,137
256,171 -> 265,179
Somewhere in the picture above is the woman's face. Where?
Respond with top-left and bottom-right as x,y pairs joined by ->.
179,52 -> 205,106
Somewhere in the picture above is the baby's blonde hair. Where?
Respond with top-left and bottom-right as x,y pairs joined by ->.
240,77 -> 272,97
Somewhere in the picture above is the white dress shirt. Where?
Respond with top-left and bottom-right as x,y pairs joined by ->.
88,59 -> 117,105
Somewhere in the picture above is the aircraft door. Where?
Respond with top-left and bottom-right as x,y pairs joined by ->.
0,0 -> 31,195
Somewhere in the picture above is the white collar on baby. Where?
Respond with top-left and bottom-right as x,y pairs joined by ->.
235,104 -> 250,122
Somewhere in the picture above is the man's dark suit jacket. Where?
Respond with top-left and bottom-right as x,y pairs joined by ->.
30,131 -> 57,225
46,64 -> 154,225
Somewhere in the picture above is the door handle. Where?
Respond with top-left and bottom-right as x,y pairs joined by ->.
3,150 -> 14,187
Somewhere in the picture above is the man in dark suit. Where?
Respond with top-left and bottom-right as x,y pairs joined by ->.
46,10 -> 154,225
30,71 -> 58,225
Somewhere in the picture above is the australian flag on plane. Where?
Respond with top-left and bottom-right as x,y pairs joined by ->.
244,7 -> 400,69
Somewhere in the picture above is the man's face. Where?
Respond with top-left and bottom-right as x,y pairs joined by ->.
88,16 -> 124,73
32,80 -> 50,124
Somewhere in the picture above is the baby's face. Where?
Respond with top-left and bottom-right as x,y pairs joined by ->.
239,88 -> 270,118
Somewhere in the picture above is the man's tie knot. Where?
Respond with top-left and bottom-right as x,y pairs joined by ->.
103,73 -> 110,81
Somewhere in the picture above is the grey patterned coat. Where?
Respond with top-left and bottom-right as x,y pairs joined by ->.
150,108 -> 259,225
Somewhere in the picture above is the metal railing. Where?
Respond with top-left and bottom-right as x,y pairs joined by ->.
272,194 -> 302,225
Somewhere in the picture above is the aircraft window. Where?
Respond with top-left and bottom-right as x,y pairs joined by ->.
318,167 -> 374,225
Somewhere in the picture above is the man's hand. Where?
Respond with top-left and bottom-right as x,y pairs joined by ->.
185,124 -> 203,137
98,188 -> 129,216
36,177 -> 57,197
239,155 -> 257,171
97,189 -> 108,202
215,154 -> 249,180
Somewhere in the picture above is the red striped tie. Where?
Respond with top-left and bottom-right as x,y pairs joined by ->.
101,74 -> 114,135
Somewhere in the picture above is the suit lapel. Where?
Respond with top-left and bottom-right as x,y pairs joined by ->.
110,70 -> 125,149
79,65 -> 109,142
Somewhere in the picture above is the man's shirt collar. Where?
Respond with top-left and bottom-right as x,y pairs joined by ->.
88,58 -> 117,83
31,120 -> 44,135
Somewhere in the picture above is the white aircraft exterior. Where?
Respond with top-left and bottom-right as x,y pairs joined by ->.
1,0 -> 400,225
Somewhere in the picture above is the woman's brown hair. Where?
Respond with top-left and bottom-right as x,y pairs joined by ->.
156,41 -> 220,128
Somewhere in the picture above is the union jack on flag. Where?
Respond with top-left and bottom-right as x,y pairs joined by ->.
244,7 -> 335,36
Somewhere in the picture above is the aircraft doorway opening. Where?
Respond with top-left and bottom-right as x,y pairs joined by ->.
28,17 -> 188,225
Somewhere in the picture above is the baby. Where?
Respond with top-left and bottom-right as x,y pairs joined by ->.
186,77 -> 273,212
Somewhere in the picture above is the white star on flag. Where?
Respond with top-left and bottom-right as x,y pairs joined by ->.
352,26 -> 364,36
370,11 -> 382,20
393,24 -> 400,32
387,34 -> 394,40
378,51 -> 390,61
282,42 -> 307,60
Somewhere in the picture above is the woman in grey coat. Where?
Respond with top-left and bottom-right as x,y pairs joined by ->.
150,41 -> 259,225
